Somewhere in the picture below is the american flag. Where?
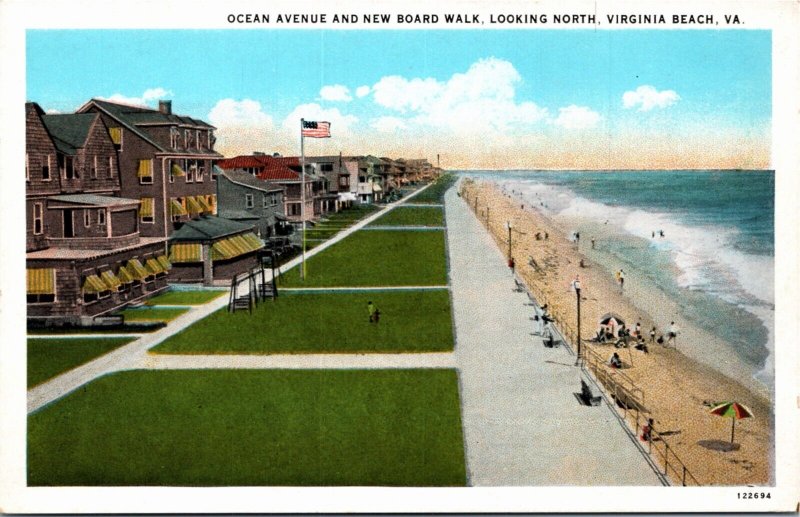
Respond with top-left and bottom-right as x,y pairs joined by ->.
301,120 -> 331,138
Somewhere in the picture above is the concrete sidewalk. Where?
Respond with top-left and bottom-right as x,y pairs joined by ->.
445,186 -> 663,486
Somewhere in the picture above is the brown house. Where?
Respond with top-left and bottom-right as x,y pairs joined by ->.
76,99 -> 223,239
25,102 -> 168,326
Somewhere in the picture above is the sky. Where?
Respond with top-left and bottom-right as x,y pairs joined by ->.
26,30 -> 771,169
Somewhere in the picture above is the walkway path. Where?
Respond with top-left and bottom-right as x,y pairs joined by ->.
444,186 -> 663,486
27,184 -> 434,414
134,352 -> 455,370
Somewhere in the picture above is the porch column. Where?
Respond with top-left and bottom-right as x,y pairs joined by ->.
202,242 -> 213,286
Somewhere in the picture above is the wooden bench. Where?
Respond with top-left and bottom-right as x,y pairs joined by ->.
581,379 -> 603,406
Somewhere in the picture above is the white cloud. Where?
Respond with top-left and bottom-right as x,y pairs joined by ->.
208,98 -> 273,128
370,58 -> 548,134
622,85 -> 680,111
355,85 -> 371,98
100,87 -> 173,107
553,105 -> 602,129
371,116 -> 407,133
319,84 -> 352,102
281,103 -> 358,135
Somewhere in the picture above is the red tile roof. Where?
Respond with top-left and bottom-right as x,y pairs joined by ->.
217,155 -> 303,181
216,155 -> 268,169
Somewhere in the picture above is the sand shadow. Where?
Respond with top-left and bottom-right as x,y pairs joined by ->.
545,360 -> 574,368
698,439 -> 741,452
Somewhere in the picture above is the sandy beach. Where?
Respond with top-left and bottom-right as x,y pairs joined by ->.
461,179 -> 773,486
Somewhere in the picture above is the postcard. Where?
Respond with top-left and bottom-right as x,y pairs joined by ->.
0,0 -> 797,513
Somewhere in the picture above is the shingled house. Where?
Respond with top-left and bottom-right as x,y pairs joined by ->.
76,99 -> 223,238
26,102 -> 168,326
216,169 -> 287,239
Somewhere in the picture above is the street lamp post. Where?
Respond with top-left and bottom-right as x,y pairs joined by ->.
507,221 -> 512,259
574,277 -> 582,366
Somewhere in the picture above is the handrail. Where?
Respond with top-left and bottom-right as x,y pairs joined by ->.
460,182 -> 702,486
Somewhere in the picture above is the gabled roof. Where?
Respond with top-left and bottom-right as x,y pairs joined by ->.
220,169 -> 284,193
40,113 -> 98,155
170,216 -> 254,242
217,154 -> 307,182
77,98 -> 220,156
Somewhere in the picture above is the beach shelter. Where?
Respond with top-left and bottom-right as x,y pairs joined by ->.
600,312 -> 625,336
710,401 -> 753,444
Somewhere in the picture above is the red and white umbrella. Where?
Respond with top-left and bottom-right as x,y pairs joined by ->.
710,401 -> 754,444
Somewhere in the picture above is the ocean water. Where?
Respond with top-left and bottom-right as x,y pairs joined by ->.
463,170 -> 775,392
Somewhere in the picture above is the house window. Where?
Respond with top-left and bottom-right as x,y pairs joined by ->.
42,156 -> 51,181
138,159 -> 153,184
271,193 -> 278,206
245,193 -> 254,209
63,156 -> 77,179
359,175 -> 366,183
97,209 -> 106,226
140,197 -> 154,223
108,156 -> 115,178
262,194 -> 269,208
288,203 -> 301,216
84,209 -> 91,227
90,156 -> 98,179
25,153 -> 29,181
196,130 -> 201,150
33,203 -> 43,235
196,162 -> 204,182
209,130 -> 215,148
170,127 -> 179,149
109,127 -> 123,151
184,130 -> 190,149
339,175 -> 349,188
186,160 -> 194,183
320,163 -> 333,172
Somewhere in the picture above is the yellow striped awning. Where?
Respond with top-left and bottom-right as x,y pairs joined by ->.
170,243 -> 202,263
186,195 -> 203,214
157,255 -> 172,270
211,239 -> 237,261
197,195 -> 212,213
82,274 -> 108,293
27,268 -> 55,295
171,163 -> 186,177
140,197 -> 154,218
126,259 -> 150,280
145,257 -> 164,275
109,127 -> 122,145
117,266 -> 134,284
211,233 -> 263,261
170,198 -> 187,216
137,159 -> 153,178
209,194 -> 217,214
242,233 -> 264,250
100,270 -> 121,290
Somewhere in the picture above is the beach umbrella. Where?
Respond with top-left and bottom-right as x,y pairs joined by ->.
600,312 -> 625,326
710,402 -> 753,444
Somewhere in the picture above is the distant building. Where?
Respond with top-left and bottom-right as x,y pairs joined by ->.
216,169 -> 288,239
25,102 -> 168,326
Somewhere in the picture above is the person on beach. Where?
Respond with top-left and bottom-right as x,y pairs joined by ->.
609,352 -> 623,369
575,232 -> 580,243
508,256 -> 516,275
652,231 -> 655,238
667,321 -> 679,346
619,269 -> 625,289
614,270 -> 621,284
650,326 -> 657,343
641,418 -> 654,442
545,232 -> 549,240
635,322 -> 642,339
657,334 -> 665,345
591,237 -> 595,249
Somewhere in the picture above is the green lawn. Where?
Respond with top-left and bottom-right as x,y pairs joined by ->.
118,307 -> 189,322
153,290 -> 453,354
280,230 -> 447,287
369,206 -> 444,227
411,173 -> 458,204
144,290 -> 225,306
27,338 -> 135,388
28,369 -> 466,486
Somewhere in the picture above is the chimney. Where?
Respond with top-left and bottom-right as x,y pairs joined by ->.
158,100 -> 172,115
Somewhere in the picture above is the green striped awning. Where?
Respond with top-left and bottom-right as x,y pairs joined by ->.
169,243 -> 202,263
157,255 -> 172,270
186,195 -> 203,215
27,268 -> 55,295
82,274 -> 108,294
100,270 -> 121,290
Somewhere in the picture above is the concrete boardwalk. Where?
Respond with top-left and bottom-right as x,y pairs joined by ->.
445,187 -> 662,486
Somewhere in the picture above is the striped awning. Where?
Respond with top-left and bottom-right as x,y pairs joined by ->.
100,270 -> 121,290
126,259 -> 150,280
117,266 -> 134,284
171,163 -> 186,177
27,268 -> 55,295
157,255 -> 172,270
169,243 -> 202,263
170,198 -> 187,216
211,233 -> 264,261
145,257 -> 165,275
109,127 -> 122,145
197,195 -> 213,213
186,195 -> 203,215
82,274 -> 108,293
138,159 -> 153,178
140,197 -> 154,218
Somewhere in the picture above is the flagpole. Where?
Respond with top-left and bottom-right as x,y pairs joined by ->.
300,118 -> 306,280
